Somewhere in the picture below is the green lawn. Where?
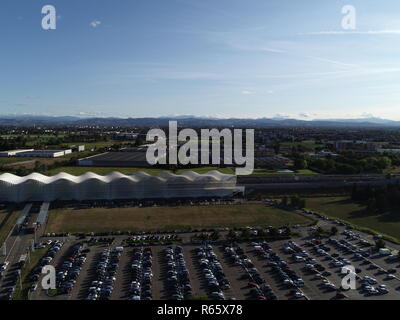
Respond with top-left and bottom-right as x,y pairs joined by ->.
281,140 -> 324,149
64,141 -> 132,150
0,157 -> 36,166
178,167 -> 235,175
0,209 -> 8,226
306,197 -> 400,241
385,166 -> 400,174
0,206 -> 19,244
252,168 -> 318,175
46,204 -> 314,234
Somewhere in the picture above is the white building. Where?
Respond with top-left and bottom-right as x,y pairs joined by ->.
71,145 -> 85,152
16,149 -> 72,158
0,171 -> 240,203
0,149 -> 34,157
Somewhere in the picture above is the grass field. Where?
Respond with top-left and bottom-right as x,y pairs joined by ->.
46,204 -> 314,234
281,140 -> 324,149
0,206 -> 19,244
0,209 -> 8,226
65,141 -> 132,150
252,169 -> 318,175
385,166 -> 400,174
0,157 -> 36,166
306,197 -> 400,241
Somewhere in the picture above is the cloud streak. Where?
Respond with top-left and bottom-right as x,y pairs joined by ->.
306,56 -> 359,68
300,30 -> 400,35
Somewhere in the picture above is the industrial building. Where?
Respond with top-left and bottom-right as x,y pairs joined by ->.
0,171 -> 240,202
71,145 -> 85,152
0,149 -> 34,157
16,149 -> 72,158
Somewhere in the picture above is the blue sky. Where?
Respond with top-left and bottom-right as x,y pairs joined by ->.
1,0 -> 400,119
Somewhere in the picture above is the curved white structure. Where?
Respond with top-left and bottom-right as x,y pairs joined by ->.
0,171 -> 238,202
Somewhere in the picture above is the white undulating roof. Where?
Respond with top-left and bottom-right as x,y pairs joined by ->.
0,170 -> 234,185
0,170 -> 238,202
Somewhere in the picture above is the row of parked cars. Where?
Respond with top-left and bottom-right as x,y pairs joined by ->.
129,247 -> 153,300
127,234 -> 180,243
285,240 -> 353,295
1,241 -> 63,300
329,238 -> 397,289
86,247 -> 121,300
27,241 -> 64,288
196,244 -> 230,300
265,242 -> 306,298
0,261 -> 10,279
227,242 -> 278,300
164,246 -> 192,300
57,243 -> 87,294
306,237 -> 394,296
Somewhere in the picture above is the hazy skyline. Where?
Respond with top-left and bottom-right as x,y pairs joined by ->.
2,0 -> 400,120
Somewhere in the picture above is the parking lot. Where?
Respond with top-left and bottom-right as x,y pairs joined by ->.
18,227 -> 399,300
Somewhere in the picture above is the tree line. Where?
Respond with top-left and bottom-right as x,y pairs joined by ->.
351,183 -> 400,212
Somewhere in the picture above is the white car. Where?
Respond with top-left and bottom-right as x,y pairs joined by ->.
331,260 -> 344,267
377,285 -> 389,294
0,261 -> 10,271
294,291 -> 304,298
294,256 -> 304,262
294,279 -> 305,287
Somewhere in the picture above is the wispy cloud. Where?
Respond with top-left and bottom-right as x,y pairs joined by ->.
300,30 -> 400,35
90,20 -> 101,28
306,56 -> 359,68
122,70 -> 223,81
255,67 -> 400,82
241,90 -> 255,95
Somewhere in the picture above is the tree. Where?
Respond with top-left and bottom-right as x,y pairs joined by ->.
330,226 -> 338,236
282,226 -> 291,237
316,227 -> 324,235
351,184 -> 358,200
269,227 -> 280,238
289,196 -> 297,207
257,229 -> 267,237
227,229 -> 237,240
281,196 -> 288,206
375,239 -> 386,249
210,231 -> 220,241
377,157 -> 392,170
294,158 -> 307,170
376,194 -> 390,212
241,229 -> 251,239
366,198 -> 377,212
289,195 -> 305,208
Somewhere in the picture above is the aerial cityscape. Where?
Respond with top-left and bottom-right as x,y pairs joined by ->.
1,0 -> 400,313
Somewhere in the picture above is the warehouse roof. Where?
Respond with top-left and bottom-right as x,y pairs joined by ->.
0,170 -> 235,185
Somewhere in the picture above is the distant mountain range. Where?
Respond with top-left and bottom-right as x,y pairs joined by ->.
1,115 -> 400,128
